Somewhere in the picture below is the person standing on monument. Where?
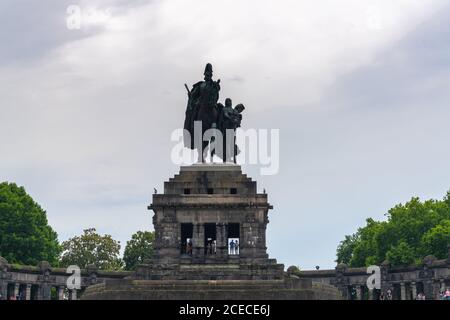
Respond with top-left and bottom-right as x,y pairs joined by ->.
229,239 -> 235,255
187,240 -> 193,256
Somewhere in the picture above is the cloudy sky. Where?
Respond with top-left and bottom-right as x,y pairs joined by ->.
1,0 -> 449,269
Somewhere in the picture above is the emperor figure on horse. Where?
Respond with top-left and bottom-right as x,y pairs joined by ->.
183,63 -> 244,163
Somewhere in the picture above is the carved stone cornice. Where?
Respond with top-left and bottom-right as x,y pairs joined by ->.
149,203 -> 273,210
37,275 -> 57,283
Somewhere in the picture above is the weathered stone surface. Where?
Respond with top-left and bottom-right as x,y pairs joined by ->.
83,165 -> 342,299
149,164 -> 274,268
82,277 -> 342,300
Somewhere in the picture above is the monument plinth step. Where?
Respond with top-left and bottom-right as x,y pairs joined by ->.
180,163 -> 241,172
82,277 -> 343,300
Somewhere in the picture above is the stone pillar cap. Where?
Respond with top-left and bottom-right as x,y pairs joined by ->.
38,261 -> 52,273
0,256 -> 9,269
86,264 -> 98,274
336,263 -> 348,271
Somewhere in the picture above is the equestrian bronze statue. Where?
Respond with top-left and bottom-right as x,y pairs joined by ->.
183,64 -> 245,163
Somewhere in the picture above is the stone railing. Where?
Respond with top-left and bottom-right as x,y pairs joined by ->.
2,249 -> 449,300
294,252 -> 450,300
0,257 -> 130,300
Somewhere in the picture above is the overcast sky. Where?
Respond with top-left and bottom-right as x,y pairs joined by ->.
1,0 -> 449,269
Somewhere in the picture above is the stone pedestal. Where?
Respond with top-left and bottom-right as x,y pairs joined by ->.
83,164 -> 342,300
149,164 -> 273,267
83,278 -> 342,300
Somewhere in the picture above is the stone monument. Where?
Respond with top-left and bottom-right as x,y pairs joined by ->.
83,65 -> 342,300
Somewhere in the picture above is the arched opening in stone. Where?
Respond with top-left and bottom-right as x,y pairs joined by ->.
6,283 -> 15,300
50,286 -> 58,300
18,284 -> 27,300
227,223 -> 240,255
416,282 -> 425,296
30,285 -> 39,300
348,286 -> 357,300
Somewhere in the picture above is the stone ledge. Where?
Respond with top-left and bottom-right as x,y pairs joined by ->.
82,278 -> 343,300
180,163 -> 241,172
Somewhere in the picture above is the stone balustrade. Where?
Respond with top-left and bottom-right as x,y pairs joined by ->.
0,257 -> 131,300
1,246 -> 449,300
294,251 -> 450,300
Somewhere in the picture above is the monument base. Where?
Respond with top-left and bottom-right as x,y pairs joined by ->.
82,164 -> 343,300
82,277 -> 342,300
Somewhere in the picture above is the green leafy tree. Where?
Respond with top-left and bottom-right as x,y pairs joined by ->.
420,220 -> 450,259
336,190 -> 450,267
336,234 -> 357,265
349,218 -> 384,267
0,182 -> 60,265
123,231 -> 154,270
445,191 -> 450,207
386,241 -> 415,266
60,228 -> 123,270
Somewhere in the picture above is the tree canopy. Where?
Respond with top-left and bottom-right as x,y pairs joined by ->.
336,191 -> 450,267
0,182 -> 60,265
60,228 -> 123,270
123,231 -> 154,270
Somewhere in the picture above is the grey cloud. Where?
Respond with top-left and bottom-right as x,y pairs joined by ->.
0,0 -> 153,66
1,1 -> 449,270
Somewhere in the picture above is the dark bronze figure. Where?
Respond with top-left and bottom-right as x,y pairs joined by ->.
216,98 -> 245,163
183,64 -> 244,163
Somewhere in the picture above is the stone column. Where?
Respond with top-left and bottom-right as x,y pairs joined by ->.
346,286 -> 352,300
223,223 -> 228,256
192,223 -> 199,256
0,281 -> 7,300
57,286 -> 65,300
400,282 -> 406,300
411,282 -> 417,300
36,285 -> 42,300
69,289 -> 77,300
25,284 -> 31,300
13,283 -> 19,299
368,289 -> 374,300
215,223 -> 227,259
379,261 -> 391,296
40,283 -> 51,300
334,264 -> 349,299
199,223 -> 205,256
192,223 -> 204,259
431,280 -> 441,299
240,222 -> 267,261
356,285 -> 362,300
